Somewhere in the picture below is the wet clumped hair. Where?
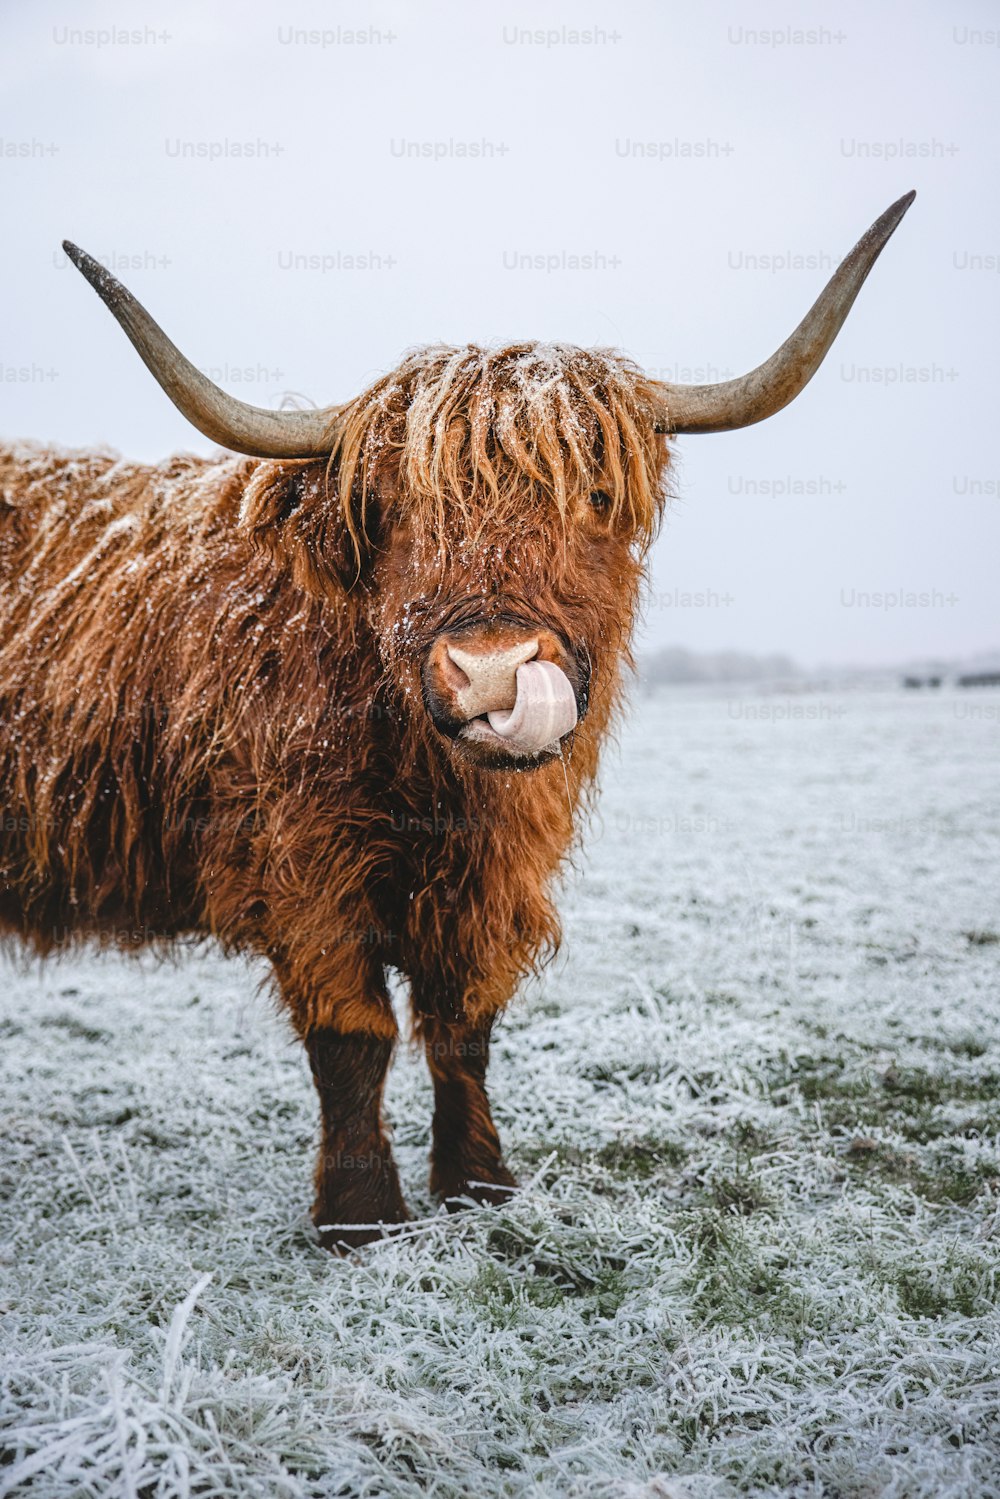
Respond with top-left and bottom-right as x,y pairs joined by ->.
332,342 -> 670,562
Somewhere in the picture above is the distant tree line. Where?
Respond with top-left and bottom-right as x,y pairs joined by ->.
638,647 -> 798,686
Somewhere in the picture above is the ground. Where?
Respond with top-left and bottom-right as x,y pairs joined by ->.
1,685 -> 999,1498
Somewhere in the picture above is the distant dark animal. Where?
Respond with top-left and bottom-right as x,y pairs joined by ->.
0,194 -> 913,1247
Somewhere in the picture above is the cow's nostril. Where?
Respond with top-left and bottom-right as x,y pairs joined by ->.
442,648 -> 472,692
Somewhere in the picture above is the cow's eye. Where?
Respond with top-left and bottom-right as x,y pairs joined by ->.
589,490 -> 613,513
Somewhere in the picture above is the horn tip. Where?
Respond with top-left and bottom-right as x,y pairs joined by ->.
866,190 -> 916,254
62,240 -> 96,279
886,189 -> 917,227
62,240 -> 120,303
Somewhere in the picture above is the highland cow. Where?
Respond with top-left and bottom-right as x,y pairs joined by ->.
0,195 -> 913,1248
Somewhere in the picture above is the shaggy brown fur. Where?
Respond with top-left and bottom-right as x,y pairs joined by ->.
0,342 -> 668,1246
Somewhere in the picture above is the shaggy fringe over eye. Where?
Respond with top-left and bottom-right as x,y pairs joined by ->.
334,343 -> 669,565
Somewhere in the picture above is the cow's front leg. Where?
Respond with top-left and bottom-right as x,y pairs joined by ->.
304,1025 -> 409,1250
275,945 -> 409,1251
420,1013 -> 517,1209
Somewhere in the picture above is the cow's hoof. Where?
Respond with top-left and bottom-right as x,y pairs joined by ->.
433,1161 -> 518,1212
315,1219 -> 409,1253
313,1179 -> 410,1252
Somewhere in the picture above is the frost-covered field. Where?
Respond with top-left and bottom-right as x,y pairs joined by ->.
2,685 -> 999,1498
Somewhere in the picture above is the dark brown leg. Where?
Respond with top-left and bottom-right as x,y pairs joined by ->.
421,1015 -> 517,1209
305,1028 -> 409,1250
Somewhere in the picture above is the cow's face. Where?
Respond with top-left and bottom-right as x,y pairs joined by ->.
355,346 -> 669,770
367,485 -> 644,769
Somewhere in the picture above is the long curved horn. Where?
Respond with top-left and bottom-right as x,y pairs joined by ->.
652,191 -> 915,434
62,241 -> 347,457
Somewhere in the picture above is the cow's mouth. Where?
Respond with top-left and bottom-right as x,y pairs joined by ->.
452,663 -> 578,765
458,710 -> 566,760
420,623 -> 587,769
453,716 -> 569,768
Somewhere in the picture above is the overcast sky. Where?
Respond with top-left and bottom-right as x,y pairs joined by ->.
2,0 -> 997,668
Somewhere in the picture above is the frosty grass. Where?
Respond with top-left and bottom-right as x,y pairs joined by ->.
1,685 -> 999,1497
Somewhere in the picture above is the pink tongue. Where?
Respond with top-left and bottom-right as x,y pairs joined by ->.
487,661 -> 578,755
